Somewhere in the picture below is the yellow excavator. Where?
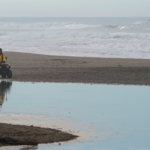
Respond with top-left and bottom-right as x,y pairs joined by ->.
0,57 -> 12,78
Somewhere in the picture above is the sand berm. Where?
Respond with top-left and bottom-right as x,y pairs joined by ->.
4,52 -> 150,85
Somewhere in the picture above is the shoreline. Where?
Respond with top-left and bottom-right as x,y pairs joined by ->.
1,52 -> 150,85
4,51 -> 150,60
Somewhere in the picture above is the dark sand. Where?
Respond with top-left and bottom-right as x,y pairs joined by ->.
0,123 -> 77,146
3,52 -> 150,85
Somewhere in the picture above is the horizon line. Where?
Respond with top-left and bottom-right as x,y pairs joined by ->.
0,16 -> 149,18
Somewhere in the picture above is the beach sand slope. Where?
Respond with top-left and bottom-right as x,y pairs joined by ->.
3,52 -> 150,85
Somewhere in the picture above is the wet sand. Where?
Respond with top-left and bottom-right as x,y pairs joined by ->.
0,123 -> 77,146
3,52 -> 150,85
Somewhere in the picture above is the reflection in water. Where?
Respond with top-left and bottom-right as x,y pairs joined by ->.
19,146 -> 38,150
0,146 -> 38,150
0,81 -> 12,107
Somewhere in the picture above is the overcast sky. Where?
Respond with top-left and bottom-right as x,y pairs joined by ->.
0,0 -> 149,17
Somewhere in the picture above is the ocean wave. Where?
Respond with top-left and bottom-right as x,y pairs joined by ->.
132,21 -> 144,26
0,21 -> 150,34
0,22 -> 101,30
3,30 -> 150,40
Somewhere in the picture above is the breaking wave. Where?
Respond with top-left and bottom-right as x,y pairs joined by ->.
0,22 -> 100,30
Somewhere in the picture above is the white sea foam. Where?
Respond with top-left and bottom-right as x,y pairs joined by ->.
132,21 -> 144,26
0,18 -> 150,59
0,22 -> 100,30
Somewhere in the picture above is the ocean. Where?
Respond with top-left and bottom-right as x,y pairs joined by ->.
0,17 -> 150,59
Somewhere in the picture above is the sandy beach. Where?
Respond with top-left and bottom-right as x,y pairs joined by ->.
3,52 -> 150,85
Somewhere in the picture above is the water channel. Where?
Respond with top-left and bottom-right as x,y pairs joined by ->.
0,81 -> 150,150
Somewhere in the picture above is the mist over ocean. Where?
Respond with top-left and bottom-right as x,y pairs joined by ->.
0,17 -> 150,59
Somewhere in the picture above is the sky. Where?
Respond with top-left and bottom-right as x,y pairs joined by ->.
0,0 -> 150,17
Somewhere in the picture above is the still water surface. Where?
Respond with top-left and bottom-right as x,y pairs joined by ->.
0,81 -> 150,150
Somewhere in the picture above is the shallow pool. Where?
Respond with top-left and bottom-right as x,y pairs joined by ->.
0,81 -> 150,150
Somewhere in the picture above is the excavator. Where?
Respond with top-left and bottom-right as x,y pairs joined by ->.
0,57 -> 12,78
